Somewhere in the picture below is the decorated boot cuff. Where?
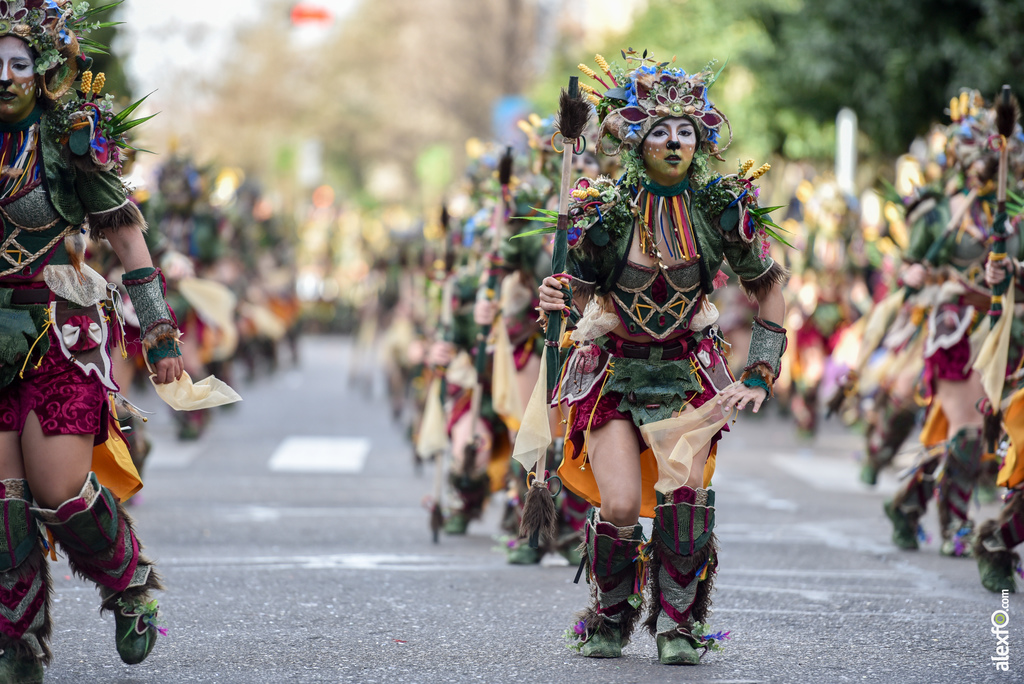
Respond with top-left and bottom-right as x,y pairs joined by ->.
742,317 -> 787,391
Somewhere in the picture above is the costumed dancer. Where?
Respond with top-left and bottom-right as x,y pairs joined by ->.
971,87 -> 1024,592
530,53 -> 788,664
427,207 -> 511,534
0,3 -> 181,678
884,90 -> 1021,556
832,154 -> 934,485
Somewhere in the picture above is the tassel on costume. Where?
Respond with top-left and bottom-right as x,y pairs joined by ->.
519,482 -> 558,549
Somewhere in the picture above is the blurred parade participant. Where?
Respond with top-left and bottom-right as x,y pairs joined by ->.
483,121 -> 591,565
782,175 -> 858,437
147,155 -> 237,439
536,52 -> 787,664
974,247 -> 1024,592
425,207 -> 511,534
0,3 -> 183,678
970,91 -> 1024,592
884,90 -> 1024,557
847,155 -> 935,485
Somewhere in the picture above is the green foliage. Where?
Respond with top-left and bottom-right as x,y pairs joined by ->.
752,0 -> 1024,156
85,0 -> 132,100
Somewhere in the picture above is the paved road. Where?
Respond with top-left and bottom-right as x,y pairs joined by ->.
43,337 -> 1020,683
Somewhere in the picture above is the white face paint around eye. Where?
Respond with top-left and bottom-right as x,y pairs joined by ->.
0,38 -> 33,83
0,36 -> 37,123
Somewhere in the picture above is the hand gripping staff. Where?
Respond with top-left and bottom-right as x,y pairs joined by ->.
517,76 -> 592,549
463,148 -> 515,483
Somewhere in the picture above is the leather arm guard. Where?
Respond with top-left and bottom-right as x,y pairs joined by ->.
121,267 -> 181,365
740,317 -> 787,396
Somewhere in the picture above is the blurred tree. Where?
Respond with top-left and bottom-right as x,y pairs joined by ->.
87,0 -> 132,100
753,0 -> 1024,156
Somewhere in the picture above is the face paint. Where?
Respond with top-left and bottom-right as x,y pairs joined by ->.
0,37 -> 36,124
641,118 -> 697,186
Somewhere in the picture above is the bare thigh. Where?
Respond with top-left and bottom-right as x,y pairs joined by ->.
935,372 -> 985,436
588,419 -> 642,527
0,429 -> 24,480
891,362 -> 920,402
450,409 -> 493,478
21,411 -> 93,509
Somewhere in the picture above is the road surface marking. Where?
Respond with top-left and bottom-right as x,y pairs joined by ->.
268,436 -> 370,473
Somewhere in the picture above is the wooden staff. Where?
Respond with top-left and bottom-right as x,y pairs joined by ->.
519,76 -> 591,548
990,85 -> 1019,324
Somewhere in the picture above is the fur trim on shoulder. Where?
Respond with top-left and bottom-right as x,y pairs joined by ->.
740,261 -> 789,301
87,201 -> 146,241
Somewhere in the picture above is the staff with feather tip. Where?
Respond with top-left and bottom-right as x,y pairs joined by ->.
987,85 -> 1020,325
463,148 -> 515,484
417,206 -> 454,543
518,77 -> 591,549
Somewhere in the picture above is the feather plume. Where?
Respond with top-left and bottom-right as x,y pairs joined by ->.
498,146 -> 514,186
556,80 -> 592,142
997,85 -> 1020,139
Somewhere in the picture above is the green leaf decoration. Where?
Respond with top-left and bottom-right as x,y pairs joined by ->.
508,226 -> 557,239
111,92 -> 154,121
627,593 -> 643,609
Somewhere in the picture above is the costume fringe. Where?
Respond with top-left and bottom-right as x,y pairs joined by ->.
142,323 -> 179,352
87,201 -> 146,241
644,533 -> 716,636
576,588 -> 643,646
519,483 -> 558,546
740,261 -> 789,300
973,519 -> 1021,573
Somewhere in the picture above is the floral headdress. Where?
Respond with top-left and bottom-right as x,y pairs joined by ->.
0,0 -> 112,101
578,49 -> 731,160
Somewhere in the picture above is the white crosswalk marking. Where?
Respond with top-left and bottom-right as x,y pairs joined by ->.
268,436 -> 371,473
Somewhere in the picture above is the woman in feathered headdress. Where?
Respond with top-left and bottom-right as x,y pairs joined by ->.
536,51 -> 788,664
0,2 -> 183,678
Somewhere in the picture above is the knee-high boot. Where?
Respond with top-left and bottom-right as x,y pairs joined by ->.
862,395 -> 916,485
555,490 -> 590,565
646,486 -> 722,665
572,509 -> 643,659
936,427 -> 983,556
444,471 -> 490,535
0,480 -> 50,684
32,472 -> 163,665
974,489 -> 1024,593
885,450 -> 942,550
